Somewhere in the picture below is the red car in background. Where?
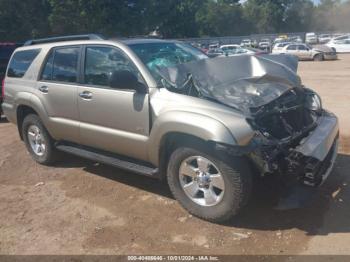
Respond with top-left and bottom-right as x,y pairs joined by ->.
1,43 -> 20,118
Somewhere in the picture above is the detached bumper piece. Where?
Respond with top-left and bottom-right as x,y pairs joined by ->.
273,113 -> 338,210
286,137 -> 338,187
292,113 -> 339,186
274,138 -> 338,210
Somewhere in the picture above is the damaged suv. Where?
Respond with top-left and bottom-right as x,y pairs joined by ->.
2,35 -> 338,222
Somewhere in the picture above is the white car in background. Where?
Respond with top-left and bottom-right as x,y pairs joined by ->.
318,34 -> 332,44
305,32 -> 318,45
288,36 -> 303,43
240,39 -> 252,47
258,38 -> 271,50
274,43 -> 337,61
221,47 -> 267,57
272,42 -> 291,54
326,35 -> 350,53
220,44 -> 241,53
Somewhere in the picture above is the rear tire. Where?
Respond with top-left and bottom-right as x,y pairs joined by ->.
167,145 -> 252,222
22,114 -> 58,165
314,53 -> 324,61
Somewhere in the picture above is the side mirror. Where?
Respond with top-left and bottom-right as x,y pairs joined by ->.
109,70 -> 147,93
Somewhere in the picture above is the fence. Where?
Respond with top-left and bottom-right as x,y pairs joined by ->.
177,31 -> 343,45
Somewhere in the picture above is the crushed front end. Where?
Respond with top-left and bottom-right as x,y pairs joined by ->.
157,54 -> 339,194
247,87 -> 339,188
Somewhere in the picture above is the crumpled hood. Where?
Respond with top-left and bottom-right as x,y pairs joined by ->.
158,54 -> 301,114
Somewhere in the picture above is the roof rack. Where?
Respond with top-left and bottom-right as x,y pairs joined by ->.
23,34 -> 105,46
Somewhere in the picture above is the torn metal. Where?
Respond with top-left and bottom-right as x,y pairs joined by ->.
157,54 -> 301,114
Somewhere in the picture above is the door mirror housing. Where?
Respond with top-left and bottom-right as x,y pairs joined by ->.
109,70 -> 147,93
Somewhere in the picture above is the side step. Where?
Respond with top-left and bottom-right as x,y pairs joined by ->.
56,143 -> 159,178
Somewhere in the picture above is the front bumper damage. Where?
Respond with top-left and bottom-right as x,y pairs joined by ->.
249,111 -> 339,187
217,111 -> 339,209
247,111 -> 339,209
294,113 -> 338,186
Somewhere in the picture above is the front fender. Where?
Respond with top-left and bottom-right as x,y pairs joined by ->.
148,111 -> 237,165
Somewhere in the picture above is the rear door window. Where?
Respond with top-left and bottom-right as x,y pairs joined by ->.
52,47 -> 80,83
7,49 -> 41,78
287,45 -> 297,50
298,45 -> 307,50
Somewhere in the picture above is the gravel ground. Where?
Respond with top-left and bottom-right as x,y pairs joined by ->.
0,54 -> 349,255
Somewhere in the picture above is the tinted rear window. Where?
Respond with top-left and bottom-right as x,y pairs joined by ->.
7,49 -> 41,78
40,47 -> 80,83
52,47 -> 79,83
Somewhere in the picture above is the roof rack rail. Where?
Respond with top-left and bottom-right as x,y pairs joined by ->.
23,34 -> 105,46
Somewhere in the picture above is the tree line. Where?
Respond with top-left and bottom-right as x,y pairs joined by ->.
0,0 -> 349,42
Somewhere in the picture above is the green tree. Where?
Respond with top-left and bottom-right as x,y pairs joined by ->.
143,0 -> 204,38
196,0 -> 246,37
243,0 -> 288,34
283,0 -> 314,32
0,0 -> 50,41
1,0 -> 350,42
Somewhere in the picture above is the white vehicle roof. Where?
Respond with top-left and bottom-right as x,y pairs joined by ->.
220,44 -> 240,48
333,34 -> 350,40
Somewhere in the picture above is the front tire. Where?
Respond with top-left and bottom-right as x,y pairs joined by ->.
314,53 -> 324,61
167,146 -> 252,222
22,114 -> 58,165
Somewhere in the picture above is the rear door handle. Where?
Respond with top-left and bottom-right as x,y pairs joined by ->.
79,91 -> 93,100
38,86 -> 49,93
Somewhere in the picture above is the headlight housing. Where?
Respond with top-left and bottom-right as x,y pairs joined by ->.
305,90 -> 322,113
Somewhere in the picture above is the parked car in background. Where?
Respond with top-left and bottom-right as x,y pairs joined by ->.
1,43 -> 19,118
251,39 -> 258,48
272,42 -> 291,54
234,47 -> 267,56
240,39 -> 252,47
258,38 -> 271,50
209,43 -> 220,50
207,48 -> 224,58
326,34 -> 350,53
3,35 -> 339,222
318,34 -> 332,44
220,44 -> 240,53
219,46 -> 267,57
274,34 -> 288,43
305,32 -> 318,45
288,36 -> 303,43
274,43 -> 337,61
200,43 -> 209,54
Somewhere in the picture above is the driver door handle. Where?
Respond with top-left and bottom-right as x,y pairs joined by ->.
79,91 -> 93,100
38,86 -> 49,93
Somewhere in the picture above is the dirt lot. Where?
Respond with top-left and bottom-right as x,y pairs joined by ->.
0,55 -> 350,256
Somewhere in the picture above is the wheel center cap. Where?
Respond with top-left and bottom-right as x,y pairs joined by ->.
197,172 -> 210,188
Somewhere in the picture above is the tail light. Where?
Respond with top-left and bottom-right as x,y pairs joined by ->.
1,78 -> 4,99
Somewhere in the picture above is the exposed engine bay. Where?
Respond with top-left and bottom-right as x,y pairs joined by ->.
247,87 -> 336,188
157,54 -> 338,188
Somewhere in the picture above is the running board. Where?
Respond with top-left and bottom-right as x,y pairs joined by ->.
56,143 -> 159,178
